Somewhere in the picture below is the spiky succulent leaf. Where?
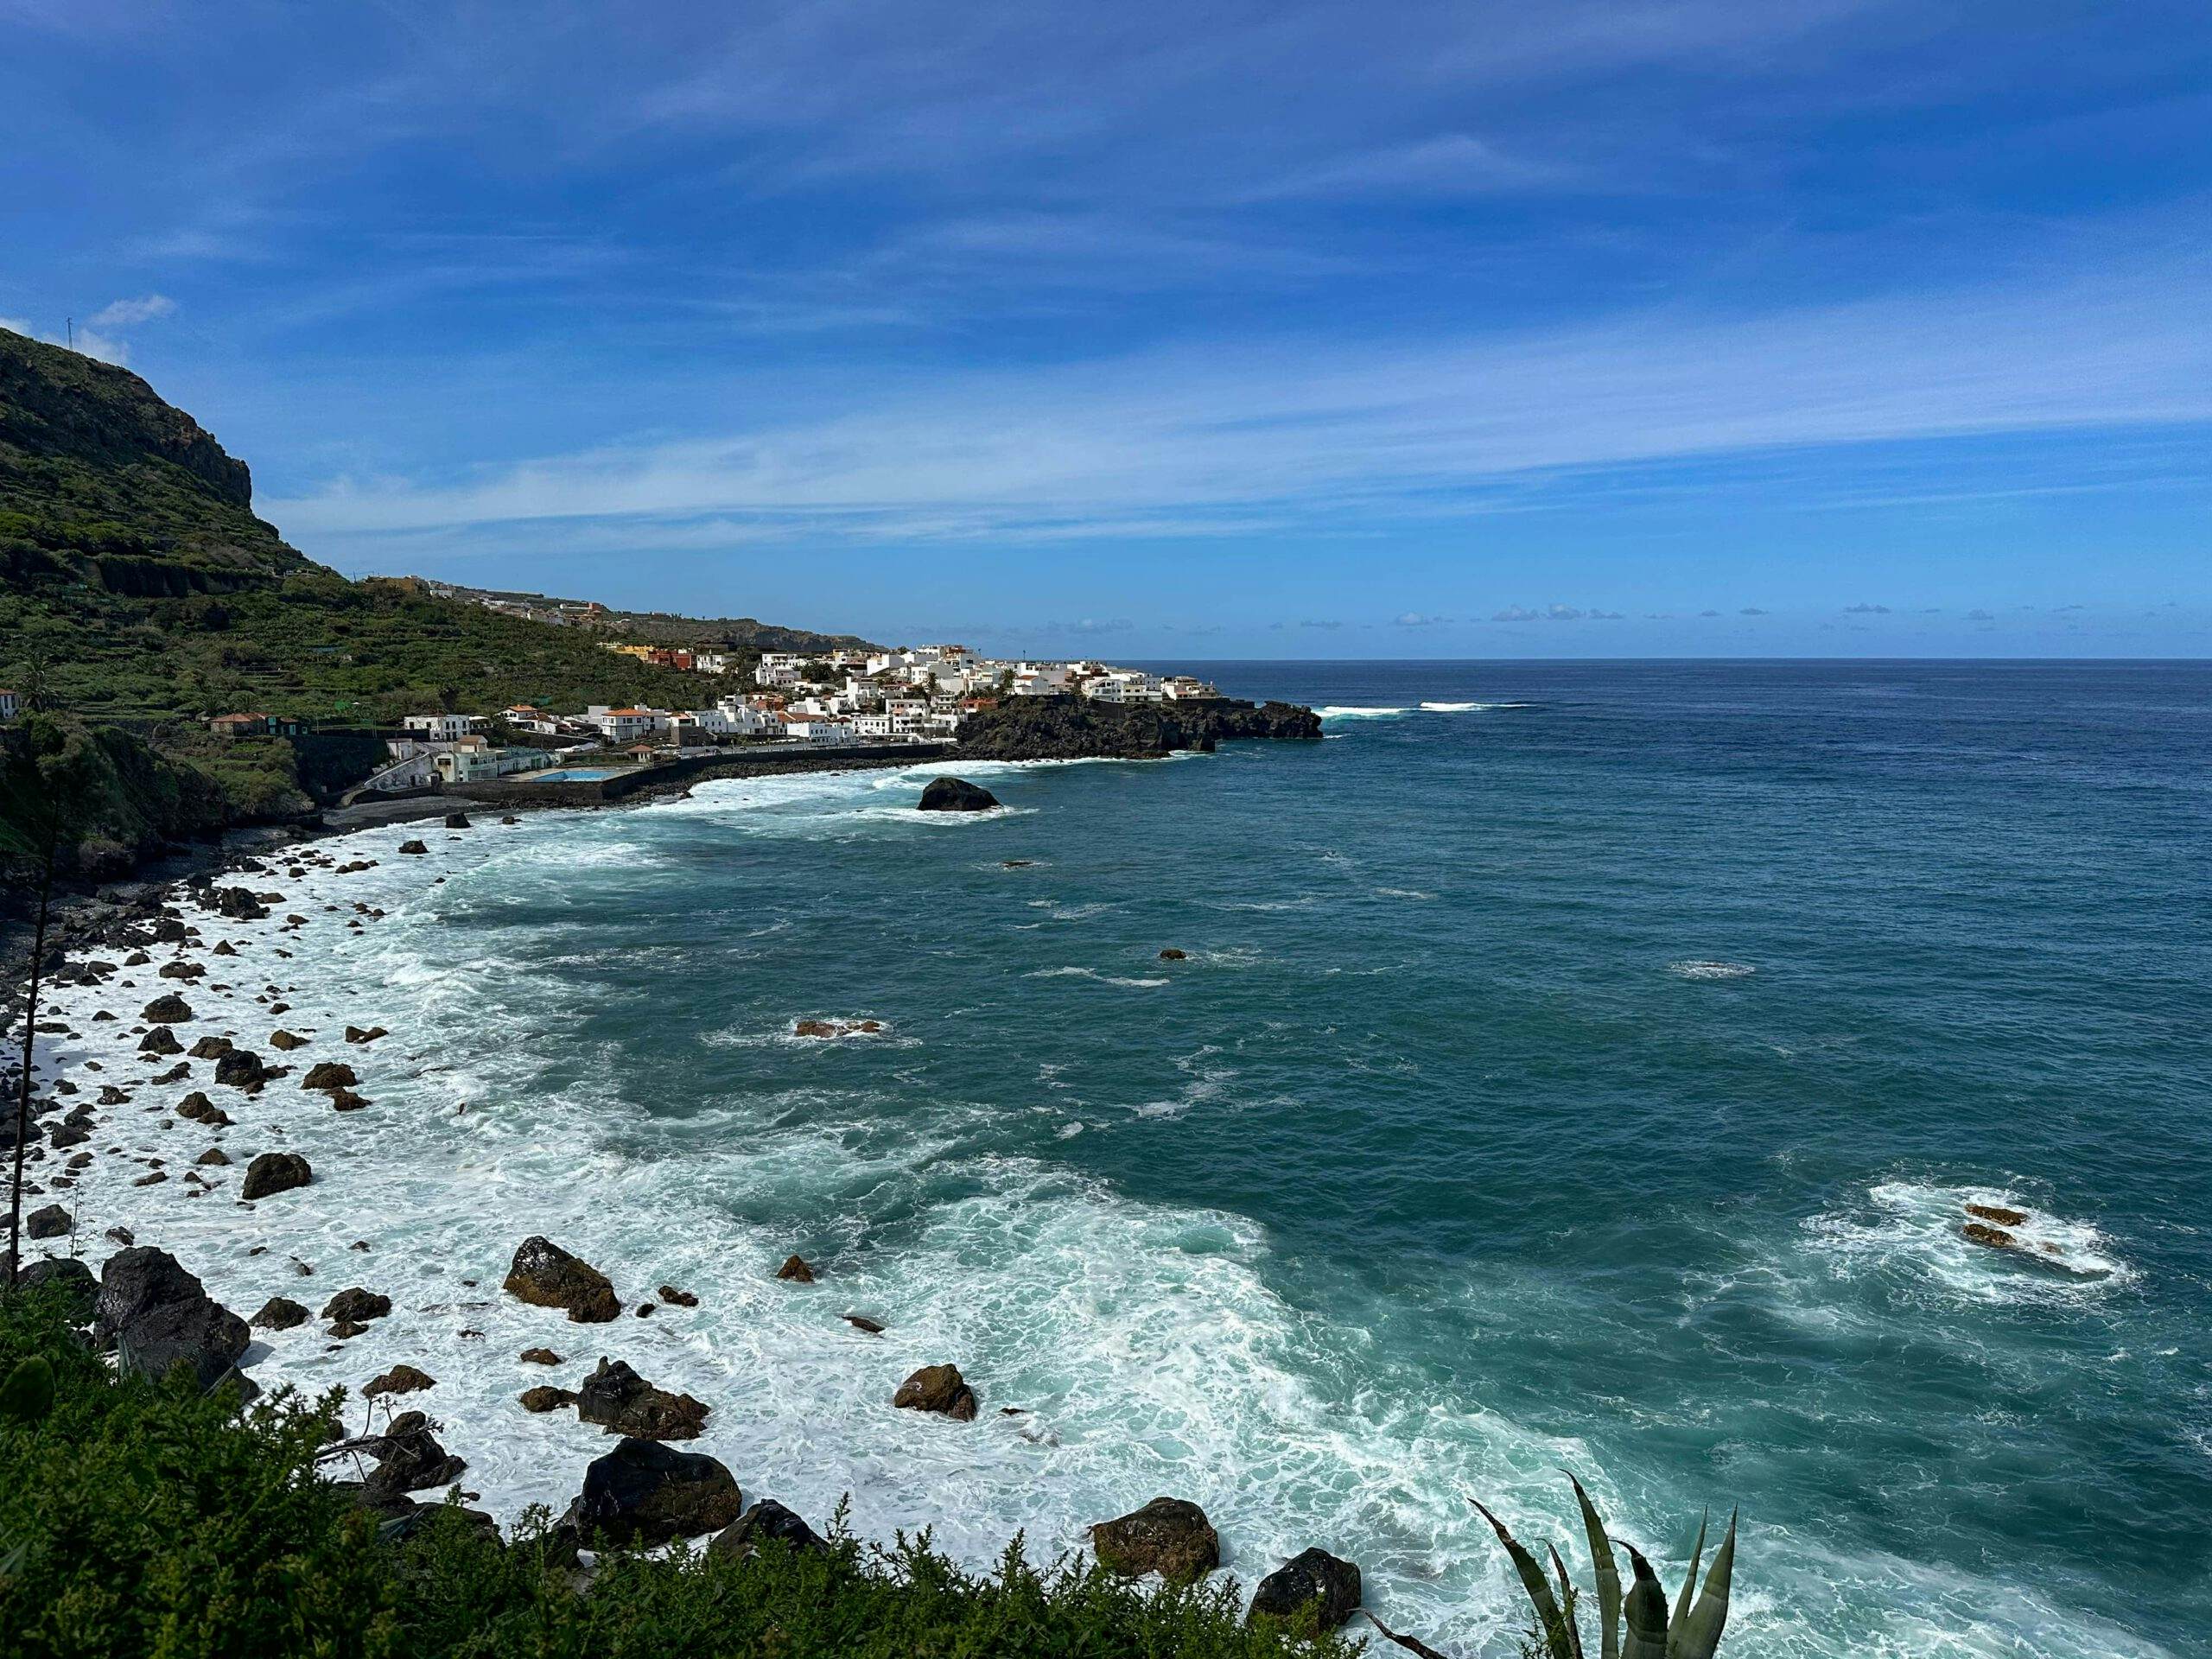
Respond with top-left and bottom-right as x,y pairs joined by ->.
1547,1541 -> 1587,1659
1669,1510 -> 1709,1640
1668,1510 -> 1737,1659
1568,1473 -> 1623,1659
1620,1544 -> 1673,1659
1363,1611 -> 1456,1659
1471,1498 -> 1576,1659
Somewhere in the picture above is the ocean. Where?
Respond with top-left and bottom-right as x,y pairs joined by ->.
39,660 -> 2212,1657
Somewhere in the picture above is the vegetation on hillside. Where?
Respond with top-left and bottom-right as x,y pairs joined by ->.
0,327 -> 858,882
0,1284 -> 1355,1659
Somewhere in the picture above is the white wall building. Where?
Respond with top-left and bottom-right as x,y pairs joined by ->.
404,713 -> 473,741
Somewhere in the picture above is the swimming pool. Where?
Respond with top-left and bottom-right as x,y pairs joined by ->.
525,766 -> 628,783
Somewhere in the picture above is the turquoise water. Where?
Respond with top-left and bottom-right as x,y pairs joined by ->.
526,766 -> 626,782
56,660 -> 2211,1656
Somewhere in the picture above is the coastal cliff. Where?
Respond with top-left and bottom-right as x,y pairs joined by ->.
955,696 -> 1321,760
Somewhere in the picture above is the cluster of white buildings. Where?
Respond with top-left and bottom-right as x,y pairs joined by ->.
361,644 -> 1219,791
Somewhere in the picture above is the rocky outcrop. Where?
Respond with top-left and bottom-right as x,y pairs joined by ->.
917,776 -> 1000,812
269,1030 -> 308,1051
213,1048 -> 274,1091
1247,1548 -> 1361,1629
1966,1203 -> 2028,1227
141,993 -> 194,1024
893,1363 -> 977,1421
520,1385 -> 578,1413
561,1437 -> 743,1548
955,696 -> 1320,761
791,1018 -> 882,1039
240,1151 -> 312,1200
709,1498 -> 826,1560
444,813 -> 471,830
251,1296 -> 309,1331
322,1287 -> 391,1324
365,1363 -> 436,1396
775,1255 -> 815,1284
658,1284 -> 698,1307
26,1203 -> 71,1239
518,1346 -> 562,1365
300,1061 -> 356,1092
1963,1221 -> 2017,1250
504,1236 -> 620,1323
14,1255 -> 98,1315
576,1357 -> 709,1440
1090,1497 -> 1220,1584
92,1247 -> 251,1393
362,1412 -> 467,1503
345,1026 -> 388,1045
397,840 -> 429,855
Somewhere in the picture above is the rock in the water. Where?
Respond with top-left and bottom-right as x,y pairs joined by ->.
211,886 -> 267,920
791,1018 -> 883,1039
240,1152 -> 313,1201
504,1236 -> 620,1323
301,1061 -> 358,1092
709,1498 -> 827,1560
576,1357 -> 710,1440
1247,1548 -> 1361,1629
142,993 -> 194,1024
26,1204 -> 72,1239
520,1384 -> 578,1413
519,1346 -> 562,1365
365,1363 -> 436,1396
92,1247 -> 251,1394
444,813 -> 472,830
196,1147 -> 232,1166
327,1088 -> 370,1112
364,1412 -> 467,1503
13,1255 -> 98,1315
251,1296 -> 310,1331
1158,947 -> 1187,960
1090,1497 -> 1220,1585
397,840 -> 429,855
775,1255 -> 815,1283
917,776 -> 1000,812
1963,1221 -> 2017,1250
561,1436 -> 742,1548
269,1030 -> 308,1052
158,960 -> 206,980
1966,1202 -> 2029,1228
138,1027 -> 184,1055
658,1284 -> 698,1306
213,1049 -> 273,1091
322,1287 -> 391,1324
893,1363 -> 977,1421
345,1026 -> 389,1045
843,1313 -> 885,1335
188,1035 -> 235,1060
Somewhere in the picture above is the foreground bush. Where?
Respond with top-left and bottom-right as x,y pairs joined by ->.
0,1286 -> 1355,1658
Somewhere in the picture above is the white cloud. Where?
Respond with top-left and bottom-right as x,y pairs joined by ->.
89,294 -> 177,327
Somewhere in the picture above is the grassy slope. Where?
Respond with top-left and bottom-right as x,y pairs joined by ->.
0,327 -> 855,879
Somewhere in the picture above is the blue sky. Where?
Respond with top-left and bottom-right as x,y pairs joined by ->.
3,1 -> 2208,658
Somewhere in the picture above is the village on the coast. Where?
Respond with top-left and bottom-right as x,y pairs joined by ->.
200,641 -> 1223,795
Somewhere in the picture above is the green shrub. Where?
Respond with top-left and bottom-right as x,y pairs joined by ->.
0,1287 -> 1357,1659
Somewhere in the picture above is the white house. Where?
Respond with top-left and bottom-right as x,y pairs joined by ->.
404,713 -> 473,741
779,714 -> 855,745
433,745 -> 555,784
587,706 -> 668,744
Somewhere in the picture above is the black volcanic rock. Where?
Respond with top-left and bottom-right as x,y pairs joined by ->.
92,1247 -> 251,1393
1247,1548 -> 1362,1629
561,1436 -> 742,1547
955,696 -> 1319,761
917,776 -> 999,812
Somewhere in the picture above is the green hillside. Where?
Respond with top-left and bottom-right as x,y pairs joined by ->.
0,327 -> 847,880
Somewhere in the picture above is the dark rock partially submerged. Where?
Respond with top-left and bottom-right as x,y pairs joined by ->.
251,1296 -> 309,1331
520,1385 -> 579,1413
918,776 -> 1000,812
363,1411 -> 467,1503
956,696 -> 1321,761
1090,1497 -> 1220,1585
92,1247 -> 251,1394
561,1436 -> 742,1547
709,1498 -> 827,1560
1247,1548 -> 1361,1629
240,1151 -> 312,1200
504,1236 -> 620,1323
893,1363 -> 977,1421
576,1357 -> 710,1440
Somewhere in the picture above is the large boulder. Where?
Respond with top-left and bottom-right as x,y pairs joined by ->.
213,1049 -> 273,1091
251,1296 -> 310,1331
142,993 -> 194,1024
92,1248 -> 251,1393
365,1363 -> 436,1397
709,1498 -> 826,1560
576,1357 -> 709,1440
301,1061 -> 357,1092
1247,1548 -> 1361,1629
561,1437 -> 742,1548
240,1152 -> 313,1201
322,1287 -> 392,1324
10,1256 -> 98,1317
504,1236 -> 620,1323
520,1385 -> 578,1413
211,887 -> 267,920
893,1363 -> 977,1421
26,1204 -> 72,1239
917,776 -> 1000,813
363,1411 -> 467,1503
1090,1497 -> 1220,1585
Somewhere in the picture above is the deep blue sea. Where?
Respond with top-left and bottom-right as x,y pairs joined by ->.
53,660 -> 2212,1657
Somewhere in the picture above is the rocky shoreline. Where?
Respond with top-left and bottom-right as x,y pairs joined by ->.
2,730 -> 1361,1634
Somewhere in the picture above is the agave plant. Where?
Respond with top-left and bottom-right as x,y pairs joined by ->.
1369,1473 -> 1737,1659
